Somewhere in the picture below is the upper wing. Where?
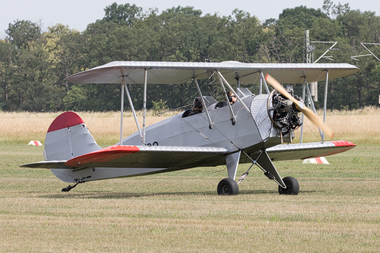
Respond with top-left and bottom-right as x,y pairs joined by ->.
22,145 -> 229,170
266,141 -> 356,161
66,61 -> 359,85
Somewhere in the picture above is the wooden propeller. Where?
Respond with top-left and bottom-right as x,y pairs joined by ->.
265,74 -> 333,139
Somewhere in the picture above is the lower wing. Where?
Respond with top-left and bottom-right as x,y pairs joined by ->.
21,141 -> 355,170
21,145 -> 229,170
266,141 -> 356,161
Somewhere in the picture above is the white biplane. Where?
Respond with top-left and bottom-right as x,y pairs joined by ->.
22,61 -> 358,195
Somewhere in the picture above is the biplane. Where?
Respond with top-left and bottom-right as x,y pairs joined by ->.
22,61 -> 359,195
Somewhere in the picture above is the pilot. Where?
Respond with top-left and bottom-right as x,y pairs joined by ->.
182,97 -> 203,117
227,91 -> 237,105
190,97 -> 203,114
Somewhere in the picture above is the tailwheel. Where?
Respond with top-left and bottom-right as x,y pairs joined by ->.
217,178 -> 239,195
278,176 -> 299,195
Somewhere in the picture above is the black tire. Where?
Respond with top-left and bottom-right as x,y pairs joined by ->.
217,178 -> 239,195
278,176 -> 299,195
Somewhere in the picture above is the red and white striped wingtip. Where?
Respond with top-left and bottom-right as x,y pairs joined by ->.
303,157 -> 329,164
28,140 -> 43,146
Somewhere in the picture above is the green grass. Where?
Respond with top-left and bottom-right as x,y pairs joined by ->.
1,144 -> 380,252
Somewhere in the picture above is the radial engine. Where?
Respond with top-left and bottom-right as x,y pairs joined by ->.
268,86 -> 303,142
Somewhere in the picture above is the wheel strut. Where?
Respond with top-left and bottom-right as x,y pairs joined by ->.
242,150 -> 287,189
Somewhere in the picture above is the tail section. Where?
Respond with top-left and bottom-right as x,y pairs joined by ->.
45,111 -> 101,161
45,112 -> 101,182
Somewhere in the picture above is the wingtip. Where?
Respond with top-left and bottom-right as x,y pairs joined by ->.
331,140 -> 356,148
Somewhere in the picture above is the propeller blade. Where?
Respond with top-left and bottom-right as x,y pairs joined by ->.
265,74 -> 334,139
301,106 -> 334,139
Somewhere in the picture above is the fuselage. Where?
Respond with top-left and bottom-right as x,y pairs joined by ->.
46,94 -> 286,184
122,94 -> 282,158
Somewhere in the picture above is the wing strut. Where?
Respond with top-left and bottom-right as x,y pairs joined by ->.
194,78 -> 213,129
305,80 -> 323,140
299,70 -> 329,143
216,71 -> 251,114
118,69 -> 149,145
322,70 -> 329,141
259,70 -> 263,94
217,71 -> 236,124
119,75 -> 143,145
123,81 -> 143,143
142,69 -> 148,145
120,77 -> 125,144
300,79 -> 306,143
259,70 -> 270,94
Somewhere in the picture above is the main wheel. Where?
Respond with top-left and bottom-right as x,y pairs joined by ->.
278,176 -> 299,195
217,178 -> 239,195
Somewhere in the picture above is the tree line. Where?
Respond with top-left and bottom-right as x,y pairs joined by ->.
0,0 -> 379,112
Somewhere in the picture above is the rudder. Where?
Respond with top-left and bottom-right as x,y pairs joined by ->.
45,111 -> 101,161
45,112 -> 101,183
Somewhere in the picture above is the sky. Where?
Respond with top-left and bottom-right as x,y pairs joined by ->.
0,0 -> 379,37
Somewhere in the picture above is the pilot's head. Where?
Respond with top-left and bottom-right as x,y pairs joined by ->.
227,91 -> 237,104
285,85 -> 294,97
193,97 -> 203,112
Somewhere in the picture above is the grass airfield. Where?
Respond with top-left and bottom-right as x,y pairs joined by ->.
1,110 -> 380,252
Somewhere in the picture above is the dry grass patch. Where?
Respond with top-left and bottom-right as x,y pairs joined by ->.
1,180 -> 379,252
298,114 -> 380,143
1,107 -> 380,145
0,111 -> 179,145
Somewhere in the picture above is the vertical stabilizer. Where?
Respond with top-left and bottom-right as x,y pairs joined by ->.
45,112 -> 101,161
44,112 -> 101,182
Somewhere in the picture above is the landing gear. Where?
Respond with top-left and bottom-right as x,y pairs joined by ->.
62,182 -> 81,192
278,176 -> 299,195
217,178 -> 239,195
61,176 -> 90,192
236,150 -> 300,196
220,150 -> 300,196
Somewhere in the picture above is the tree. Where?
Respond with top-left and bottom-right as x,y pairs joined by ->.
1,3 -> 380,111
322,0 -> 350,19
103,2 -> 142,26
44,24 -> 85,93
6,20 -> 41,49
0,40 -> 13,109
1,20 -> 62,111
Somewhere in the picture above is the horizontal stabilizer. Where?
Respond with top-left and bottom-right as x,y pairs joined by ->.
266,141 -> 356,161
21,160 -> 70,169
